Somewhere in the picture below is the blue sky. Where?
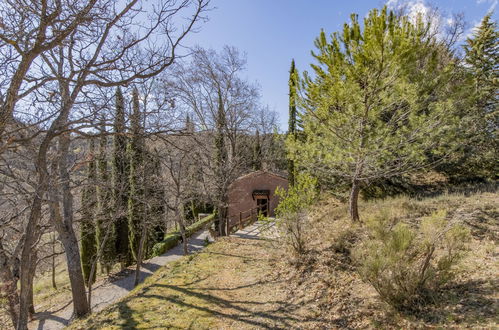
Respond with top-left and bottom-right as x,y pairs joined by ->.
183,0 -> 498,130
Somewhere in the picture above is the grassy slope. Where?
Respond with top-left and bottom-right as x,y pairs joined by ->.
282,190 -> 499,328
69,237 -> 308,329
69,190 -> 498,329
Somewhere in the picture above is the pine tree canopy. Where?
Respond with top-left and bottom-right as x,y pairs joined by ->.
289,7 -> 462,185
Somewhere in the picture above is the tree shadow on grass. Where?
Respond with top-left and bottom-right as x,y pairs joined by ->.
82,300 -> 138,330
141,281 -> 319,329
204,250 -> 267,261
100,273 -> 325,329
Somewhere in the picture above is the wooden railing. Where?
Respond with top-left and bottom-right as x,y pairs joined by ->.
226,202 -> 268,234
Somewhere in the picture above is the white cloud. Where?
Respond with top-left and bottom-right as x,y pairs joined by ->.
386,0 -> 400,8
386,0 -> 432,22
386,1 -> 440,31
385,0 -> 466,42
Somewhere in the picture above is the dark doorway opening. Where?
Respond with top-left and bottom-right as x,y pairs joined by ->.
256,198 -> 268,217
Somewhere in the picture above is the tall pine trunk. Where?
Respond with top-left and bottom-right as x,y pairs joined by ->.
349,179 -> 361,222
97,122 -> 115,274
214,89 -> 228,237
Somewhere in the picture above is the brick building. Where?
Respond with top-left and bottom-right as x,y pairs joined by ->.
227,171 -> 288,227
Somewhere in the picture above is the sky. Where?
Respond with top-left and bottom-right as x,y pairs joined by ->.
183,0 -> 498,130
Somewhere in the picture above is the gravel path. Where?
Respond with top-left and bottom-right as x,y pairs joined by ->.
30,229 -> 213,330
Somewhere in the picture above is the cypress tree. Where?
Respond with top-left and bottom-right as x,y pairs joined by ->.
128,87 -> 145,261
81,138 -> 97,285
113,86 -> 132,268
287,59 -> 298,186
214,89 -> 228,235
96,120 -> 115,274
253,129 -> 262,170
185,113 -> 195,133
145,152 -> 165,258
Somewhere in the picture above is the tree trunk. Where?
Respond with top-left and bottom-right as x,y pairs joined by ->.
0,241 -> 19,329
58,228 -> 90,318
217,205 -> 227,236
51,234 -> 57,290
176,205 -> 189,256
349,179 -> 361,222
181,223 -> 188,256
133,226 -> 147,287
56,132 -> 90,318
28,259 -> 36,318
17,131 -> 53,330
88,216 -> 115,311
17,195 -> 44,330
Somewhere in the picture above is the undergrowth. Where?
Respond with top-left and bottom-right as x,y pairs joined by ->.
274,189 -> 498,328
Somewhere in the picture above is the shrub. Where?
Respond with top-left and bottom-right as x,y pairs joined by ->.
151,214 -> 215,257
275,173 -> 317,257
185,214 -> 215,236
353,209 -> 470,311
151,233 -> 181,257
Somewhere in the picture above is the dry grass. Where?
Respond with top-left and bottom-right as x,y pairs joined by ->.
69,237 -> 311,329
3,189 -> 497,329
274,190 -> 499,328
70,190 -> 498,329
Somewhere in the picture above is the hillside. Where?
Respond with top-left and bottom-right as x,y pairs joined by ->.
69,189 -> 498,329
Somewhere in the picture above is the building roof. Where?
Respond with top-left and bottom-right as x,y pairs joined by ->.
230,170 -> 288,186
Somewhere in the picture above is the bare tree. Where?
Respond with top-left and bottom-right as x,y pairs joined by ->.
0,0 -> 101,147
0,0 -> 210,328
168,46 -> 267,235
155,134 -> 198,255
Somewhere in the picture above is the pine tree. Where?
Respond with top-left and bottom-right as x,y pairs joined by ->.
81,138 -> 97,285
253,129 -> 262,170
96,120 -> 115,274
287,59 -> 298,186
289,7 -> 461,221
128,87 -> 145,261
113,86 -> 132,267
460,13 -> 499,179
465,13 -> 498,114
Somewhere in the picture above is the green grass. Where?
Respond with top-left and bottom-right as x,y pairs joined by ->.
71,248 -> 220,329
69,236 -> 296,330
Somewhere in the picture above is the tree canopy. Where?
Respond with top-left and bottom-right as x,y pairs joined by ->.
289,7 -> 463,221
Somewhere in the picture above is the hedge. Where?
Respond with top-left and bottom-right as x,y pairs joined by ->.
151,214 -> 215,257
